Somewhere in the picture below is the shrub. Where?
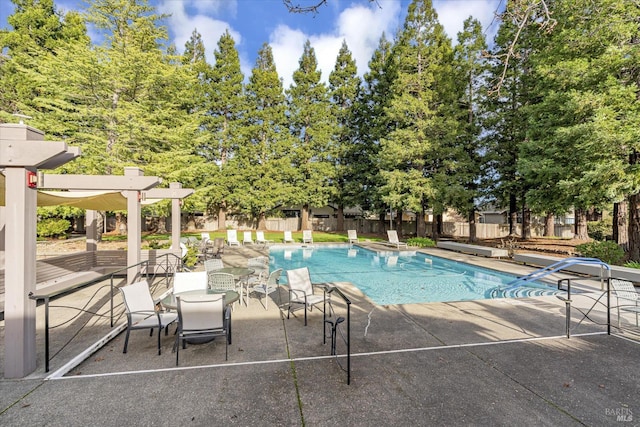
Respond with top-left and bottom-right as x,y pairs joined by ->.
624,261 -> 640,270
183,246 -> 198,267
575,241 -> 624,265
406,237 -> 436,248
37,218 -> 71,238
587,220 -> 612,241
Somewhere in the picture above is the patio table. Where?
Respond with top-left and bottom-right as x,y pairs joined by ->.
161,289 -> 239,310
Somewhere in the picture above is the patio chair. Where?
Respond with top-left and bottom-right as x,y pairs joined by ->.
201,232 -> 211,244
208,272 -> 237,291
286,267 -> 326,326
172,271 -> 207,294
347,229 -> 359,244
174,293 -> 231,364
251,268 -> 283,310
283,230 -> 295,243
227,229 -> 240,246
610,278 -> 640,327
256,231 -> 274,246
387,230 -> 408,249
204,258 -> 225,273
302,230 -> 313,244
120,280 -> 178,355
242,231 -> 254,245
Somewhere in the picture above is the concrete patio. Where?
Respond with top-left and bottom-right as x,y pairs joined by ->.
0,244 -> 638,426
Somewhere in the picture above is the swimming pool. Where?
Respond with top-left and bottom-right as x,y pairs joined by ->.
269,245 -> 563,305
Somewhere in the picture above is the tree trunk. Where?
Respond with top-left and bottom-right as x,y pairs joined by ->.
574,208 -> 589,240
257,212 -> 267,230
613,201 -> 629,252
218,204 -> 227,231
301,203 -> 311,230
431,213 -> 440,241
336,205 -> 345,231
416,207 -> 426,238
379,212 -> 386,235
628,193 -> 640,261
468,209 -> 477,243
544,212 -> 555,237
115,212 -> 126,235
509,194 -> 518,236
394,208 -> 402,236
522,205 -> 531,239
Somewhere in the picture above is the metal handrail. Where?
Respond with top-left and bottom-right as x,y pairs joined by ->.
506,257 -> 610,287
323,286 -> 351,385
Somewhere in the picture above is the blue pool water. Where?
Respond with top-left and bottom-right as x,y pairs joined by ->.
269,245 -> 564,305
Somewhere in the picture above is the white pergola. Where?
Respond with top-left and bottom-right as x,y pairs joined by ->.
0,123 -> 193,378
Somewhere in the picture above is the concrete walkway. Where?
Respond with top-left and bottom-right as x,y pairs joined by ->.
0,244 -> 638,426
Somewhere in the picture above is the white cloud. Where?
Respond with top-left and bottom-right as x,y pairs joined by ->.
158,0 -> 244,70
434,0 -> 499,42
270,1 -> 402,88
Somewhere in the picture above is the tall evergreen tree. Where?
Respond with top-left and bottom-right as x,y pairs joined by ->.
286,40 -> 336,230
239,43 -> 296,229
328,40 -> 361,231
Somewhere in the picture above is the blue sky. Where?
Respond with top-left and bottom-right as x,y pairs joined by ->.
1,0 -> 503,87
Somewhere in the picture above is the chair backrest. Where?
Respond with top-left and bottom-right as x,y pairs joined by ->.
347,230 -> 358,240
286,267 -> 314,297
387,230 -> 399,243
303,230 -> 312,240
208,272 -> 237,291
173,272 -> 207,294
267,268 -> 283,287
248,256 -> 269,273
120,280 -> 154,315
205,258 -> 225,272
227,229 -> 238,243
201,232 -> 211,243
284,231 -> 293,241
177,294 -> 225,331
611,279 -> 639,301
243,231 -> 253,243
256,231 -> 266,241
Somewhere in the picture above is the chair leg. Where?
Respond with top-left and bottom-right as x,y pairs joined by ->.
157,327 -> 162,355
123,328 -> 131,354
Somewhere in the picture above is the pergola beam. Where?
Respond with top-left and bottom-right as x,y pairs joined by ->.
39,174 -> 160,191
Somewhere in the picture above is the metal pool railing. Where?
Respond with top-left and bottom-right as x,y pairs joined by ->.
323,286 -> 351,385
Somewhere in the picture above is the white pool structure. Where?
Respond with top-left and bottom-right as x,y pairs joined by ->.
269,245 -> 564,305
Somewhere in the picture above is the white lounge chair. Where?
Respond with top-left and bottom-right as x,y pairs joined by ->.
227,229 -> 240,246
242,231 -> 254,245
302,230 -> 313,244
283,231 -> 295,243
120,280 -> 178,355
286,267 -> 325,326
347,229 -> 359,244
387,230 -> 408,249
256,231 -> 274,246
611,279 -> 640,327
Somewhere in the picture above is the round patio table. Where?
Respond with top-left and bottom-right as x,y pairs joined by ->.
161,289 -> 239,310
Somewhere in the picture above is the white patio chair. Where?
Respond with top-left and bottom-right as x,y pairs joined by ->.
302,230 -> 313,244
175,293 -> 231,364
347,229 -> 359,244
120,280 -> 178,355
242,231 -> 254,245
610,279 -> 640,327
286,267 -> 326,326
172,271 -> 207,294
387,230 -> 408,249
256,231 -> 274,246
204,258 -> 225,273
227,229 -> 240,246
283,230 -> 295,243
251,269 -> 283,310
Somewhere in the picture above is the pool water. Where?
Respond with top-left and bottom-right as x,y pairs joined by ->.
269,245 -> 564,305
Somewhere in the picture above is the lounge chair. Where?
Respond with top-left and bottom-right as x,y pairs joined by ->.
227,229 -> 240,246
610,278 -> 640,327
201,232 -> 211,244
302,230 -> 313,244
120,280 -> 178,355
347,229 -> 359,244
242,231 -> 254,245
250,269 -> 283,310
283,231 -> 295,243
387,230 -> 408,249
174,293 -> 231,364
286,267 -> 326,326
256,231 -> 274,246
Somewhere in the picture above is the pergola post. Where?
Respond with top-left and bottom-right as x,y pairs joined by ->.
170,182 -> 182,251
124,167 -> 142,284
85,210 -> 97,252
3,167 -> 38,377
